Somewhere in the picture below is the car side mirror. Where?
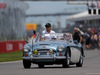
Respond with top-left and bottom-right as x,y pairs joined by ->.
73,40 -> 78,44
26,40 -> 29,43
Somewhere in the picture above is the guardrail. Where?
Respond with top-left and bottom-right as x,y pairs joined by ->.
0,40 -> 25,53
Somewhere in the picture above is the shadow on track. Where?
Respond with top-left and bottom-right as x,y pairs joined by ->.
29,65 -> 76,69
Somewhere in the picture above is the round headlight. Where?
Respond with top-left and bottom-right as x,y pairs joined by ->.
24,46 -> 30,52
33,50 -> 38,55
24,49 -> 28,52
49,49 -> 53,54
58,45 -> 64,51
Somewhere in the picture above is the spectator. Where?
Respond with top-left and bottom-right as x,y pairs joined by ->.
91,31 -> 98,49
85,33 -> 91,49
73,27 -> 85,57
97,30 -> 100,49
73,27 -> 82,43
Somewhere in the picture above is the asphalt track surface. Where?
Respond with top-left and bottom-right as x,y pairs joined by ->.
0,49 -> 100,75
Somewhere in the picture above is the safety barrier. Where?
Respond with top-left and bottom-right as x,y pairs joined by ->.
0,40 -> 25,53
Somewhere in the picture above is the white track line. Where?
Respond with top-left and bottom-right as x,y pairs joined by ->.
0,60 -> 22,64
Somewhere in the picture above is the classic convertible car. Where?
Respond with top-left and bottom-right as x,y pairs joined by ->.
23,33 -> 84,68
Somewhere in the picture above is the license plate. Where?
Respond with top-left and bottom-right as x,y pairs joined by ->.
39,52 -> 47,55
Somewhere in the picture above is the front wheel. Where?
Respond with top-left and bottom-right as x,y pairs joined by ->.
23,60 -> 31,69
76,55 -> 83,67
38,64 -> 44,68
62,50 -> 70,68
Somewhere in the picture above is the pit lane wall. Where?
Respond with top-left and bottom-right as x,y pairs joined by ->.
0,40 -> 25,53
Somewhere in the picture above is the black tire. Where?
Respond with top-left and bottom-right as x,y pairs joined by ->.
23,60 -> 31,69
62,49 -> 70,68
76,55 -> 83,67
38,64 -> 44,68
81,48 -> 85,57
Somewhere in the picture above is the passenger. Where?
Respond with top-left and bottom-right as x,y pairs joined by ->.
65,33 -> 71,40
42,23 -> 56,41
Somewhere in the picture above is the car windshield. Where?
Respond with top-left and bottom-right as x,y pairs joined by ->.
34,33 -> 73,43
42,33 -> 64,41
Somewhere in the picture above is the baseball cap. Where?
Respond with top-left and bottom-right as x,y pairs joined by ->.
45,23 -> 51,27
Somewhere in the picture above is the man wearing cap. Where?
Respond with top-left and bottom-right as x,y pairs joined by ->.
42,23 -> 55,41
42,23 -> 55,34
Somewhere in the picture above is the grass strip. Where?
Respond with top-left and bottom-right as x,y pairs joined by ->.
0,51 -> 23,62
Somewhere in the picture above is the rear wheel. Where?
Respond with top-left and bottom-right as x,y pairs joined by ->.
62,49 -> 70,68
76,55 -> 83,67
23,60 -> 31,69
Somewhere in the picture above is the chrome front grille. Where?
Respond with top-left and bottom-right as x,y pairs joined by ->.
37,49 -> 49,55
38,49 -> 49,52
39,52 -> 47,55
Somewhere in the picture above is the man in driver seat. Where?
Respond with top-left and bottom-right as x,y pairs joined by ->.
42,23 -> 56,41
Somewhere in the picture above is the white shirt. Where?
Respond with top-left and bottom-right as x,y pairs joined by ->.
42,30 -> 56,41
42,30 -> 55,34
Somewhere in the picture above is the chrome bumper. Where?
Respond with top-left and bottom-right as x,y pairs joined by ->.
23,55 -> 66,60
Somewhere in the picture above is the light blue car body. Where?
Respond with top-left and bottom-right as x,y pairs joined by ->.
23,33 -> 83,68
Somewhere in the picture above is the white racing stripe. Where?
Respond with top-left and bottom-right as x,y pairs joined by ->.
0,60 -> 22,64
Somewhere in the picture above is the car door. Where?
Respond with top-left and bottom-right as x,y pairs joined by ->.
70,44 -> 81,63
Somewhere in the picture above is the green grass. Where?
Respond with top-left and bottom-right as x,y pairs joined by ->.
0,51 -> 23,62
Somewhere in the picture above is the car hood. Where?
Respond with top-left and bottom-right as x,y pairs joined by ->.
24,40 -> 76,51
32,41 -> 67,50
